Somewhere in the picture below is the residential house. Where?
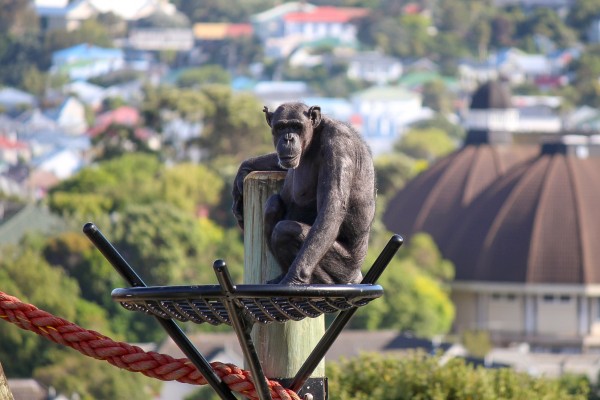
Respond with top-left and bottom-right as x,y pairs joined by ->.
351,85 -> 432,154
33,148 -> 85,180
250,2 -> 317,42
35,0 -> 96,32
282,6 -> 369,45
127,9 -> 194,52
512,95 -> 562,134
193,23 -> 254,42
458,60 -> 500,92
253,81 -> 314,109
35,0 -> 169,32
87,105 -> 141,137
192,23 -> 254,65
300,97 -> 353,123
51,43 -> 125,80
45,96 -> 88,135
0,136 -> 30,167
15,109 -> 60,136
0,88 -> 37,113
491,48 -> 554,85
64,80 -> 106,109
345,51 -> 403,84
104,80 -> 145,107
252,4 -> 368,59
288,37 -> 359,68
563,106 -> 600,132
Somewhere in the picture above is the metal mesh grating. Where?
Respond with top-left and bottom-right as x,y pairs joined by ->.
112,284 -> 383,325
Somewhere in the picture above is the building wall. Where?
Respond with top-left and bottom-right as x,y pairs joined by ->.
487,293 -> 524,333
537,294 -> 578,336
451,291 -> 478,331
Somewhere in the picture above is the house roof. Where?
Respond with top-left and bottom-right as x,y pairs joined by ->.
52,43 -> 124,62
251,2 -> 317,24
0,87 -> 36,108
193,23 -> 253,40
88,106 -> 140,137
383,143 -> 537,244
442,135 -> 600,284
353,85 -> 419,101
0,136 -> 28,151
284,6 -> 369,24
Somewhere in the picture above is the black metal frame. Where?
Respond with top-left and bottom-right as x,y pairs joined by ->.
83,222 -> 402,400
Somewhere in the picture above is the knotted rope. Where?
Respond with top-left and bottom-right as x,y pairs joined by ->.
0,291 -> 300,400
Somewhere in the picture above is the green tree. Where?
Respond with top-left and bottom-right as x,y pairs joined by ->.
373,152 -> 416,200
0,0 -> 38,35
44,19 -> 113,53
176,65 -> 231,88
517,8 -> 577,50
34,351 -> 161,400
91,123 -> 157,161
352,232 -> 455,336
196,85 -> 272,163
0,236 -> 111,376
421,80 -> 454,114
327,352 -> 589,400
161,163 -> 224,214
569,45 -> 600,107
395,127 -> 456,161
567,0 -> 600,41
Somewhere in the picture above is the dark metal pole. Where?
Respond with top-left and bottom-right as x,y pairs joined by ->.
83,223 -> 238,400
214,260 -> 274,400
289,234 -> 403,393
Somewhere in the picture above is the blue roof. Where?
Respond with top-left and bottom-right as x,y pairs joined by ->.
53,43 -> 124,62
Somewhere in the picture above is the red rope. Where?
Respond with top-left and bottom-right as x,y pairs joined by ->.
0,291 -> 300,400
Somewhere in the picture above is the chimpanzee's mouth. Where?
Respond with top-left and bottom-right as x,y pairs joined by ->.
278,155 -> 299,169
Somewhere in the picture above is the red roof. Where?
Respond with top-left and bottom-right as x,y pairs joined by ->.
88,106 -> 140,137
0,136 -> 28,150
284,6 -> 369,24
226,23 -> 253,38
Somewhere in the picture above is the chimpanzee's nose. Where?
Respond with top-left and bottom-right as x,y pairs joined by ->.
284,133 -> 293,142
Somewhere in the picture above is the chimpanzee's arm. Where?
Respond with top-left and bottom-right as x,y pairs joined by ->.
232,153 -> 285,229
279,135 -> 354,284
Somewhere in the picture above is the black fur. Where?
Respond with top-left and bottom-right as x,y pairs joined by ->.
232,102 -> 375,284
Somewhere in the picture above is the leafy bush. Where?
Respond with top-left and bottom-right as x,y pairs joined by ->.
327,352 -> 589,400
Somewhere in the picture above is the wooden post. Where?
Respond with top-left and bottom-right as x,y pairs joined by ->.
0,362 -> 14,400
243,171 -> 326,399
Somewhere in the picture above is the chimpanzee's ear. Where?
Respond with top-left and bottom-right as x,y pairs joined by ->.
308,106 -> 321,128
263,106 -> 273,128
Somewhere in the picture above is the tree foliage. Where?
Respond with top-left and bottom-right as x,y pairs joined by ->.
34,351 -> 161,400
0,236 -> 112,377
352,232 -> 455,336
395,127 -> 456,161
327,352 -> 589,400
176,65 -> 231,88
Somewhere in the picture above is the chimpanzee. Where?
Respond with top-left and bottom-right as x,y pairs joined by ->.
232,102 -> 375,285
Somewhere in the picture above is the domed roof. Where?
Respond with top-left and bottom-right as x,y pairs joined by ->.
470,80 -> 512,110
441,138 -> 600,284
383,144 -> 537,243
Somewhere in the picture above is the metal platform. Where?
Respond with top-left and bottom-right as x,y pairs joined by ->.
84,222 -> 403,400
112,283 -> 383,325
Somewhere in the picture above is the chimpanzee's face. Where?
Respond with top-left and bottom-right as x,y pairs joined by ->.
264,103 -> 321,170
272,116 -> 311,169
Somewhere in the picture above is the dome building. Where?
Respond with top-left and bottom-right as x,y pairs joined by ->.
445,135 -> 600,349
383,80 -> 535,243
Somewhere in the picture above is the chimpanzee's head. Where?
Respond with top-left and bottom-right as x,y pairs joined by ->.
263,103 -> 322,169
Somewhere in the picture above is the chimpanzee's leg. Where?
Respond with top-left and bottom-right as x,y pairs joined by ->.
269,220 -> 363,284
